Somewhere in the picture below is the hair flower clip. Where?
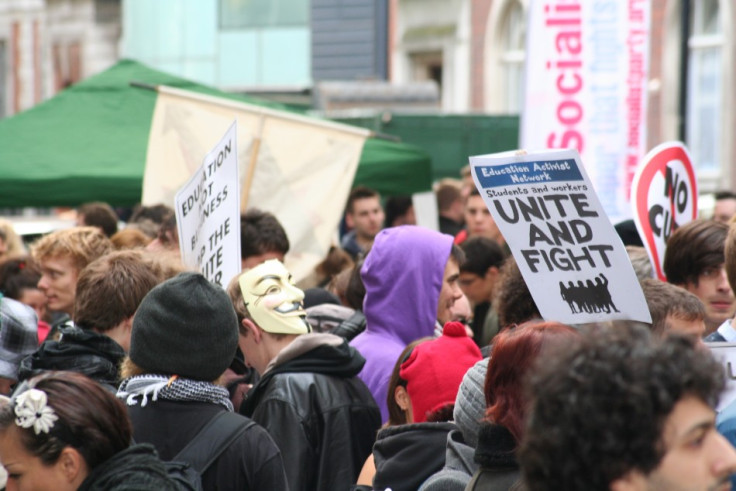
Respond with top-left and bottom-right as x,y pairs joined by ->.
14,388 -> 58,435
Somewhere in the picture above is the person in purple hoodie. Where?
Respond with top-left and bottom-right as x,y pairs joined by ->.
350,225 -> 465,422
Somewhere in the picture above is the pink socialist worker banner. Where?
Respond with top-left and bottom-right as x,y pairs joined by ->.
520,0 -> 651,225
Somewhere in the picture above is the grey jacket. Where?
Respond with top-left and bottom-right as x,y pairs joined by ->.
419,429 -> 478,491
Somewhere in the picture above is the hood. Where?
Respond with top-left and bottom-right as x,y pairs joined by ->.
241,333 -> 366,416
444,429 -> 477,474
474,422 -> 518,469
373,422 -> 456,491
360,225 -> 453,345
18,327 -> 124,387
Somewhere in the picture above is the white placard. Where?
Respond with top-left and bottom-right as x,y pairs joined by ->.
470,148 -> 651,324
707,343 -> 736,413
175,121 -> 241,287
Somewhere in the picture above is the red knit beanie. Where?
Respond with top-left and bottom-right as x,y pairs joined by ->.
400,322 -> 483,423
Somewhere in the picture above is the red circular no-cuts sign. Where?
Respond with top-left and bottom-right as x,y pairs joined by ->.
630,142 -> 698,281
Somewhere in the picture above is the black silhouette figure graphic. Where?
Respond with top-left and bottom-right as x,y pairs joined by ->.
559,274 -> 619,315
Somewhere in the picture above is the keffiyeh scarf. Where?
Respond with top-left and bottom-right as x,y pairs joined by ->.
117,374 -> 234,412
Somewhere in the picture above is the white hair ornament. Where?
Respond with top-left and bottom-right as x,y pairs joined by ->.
14,388 -> 58,435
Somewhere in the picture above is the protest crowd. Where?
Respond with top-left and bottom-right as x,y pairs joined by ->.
2,173 -> 736,491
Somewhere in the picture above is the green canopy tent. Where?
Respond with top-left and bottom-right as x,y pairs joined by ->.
0,59 -> 431,207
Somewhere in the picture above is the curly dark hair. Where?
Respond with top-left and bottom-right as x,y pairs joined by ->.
519,323 -> 724,491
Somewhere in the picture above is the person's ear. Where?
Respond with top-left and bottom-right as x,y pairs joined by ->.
57,447 -> 86,483
485,266 -> 500,283
345,212 -> 355,229
395,385 -> 411,411
610,470 -> 647,491
241,319 -> 262,343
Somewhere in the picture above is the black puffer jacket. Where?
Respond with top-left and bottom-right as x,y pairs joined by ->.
240,333 -> 381,491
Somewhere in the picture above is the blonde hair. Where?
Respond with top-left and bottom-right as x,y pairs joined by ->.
0,219 -> 26,257
110,228 -> 152,250
31,226 -> 113,271
119,357 -> 224,385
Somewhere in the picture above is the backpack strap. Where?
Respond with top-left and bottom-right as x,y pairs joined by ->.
173,411 -> 255,474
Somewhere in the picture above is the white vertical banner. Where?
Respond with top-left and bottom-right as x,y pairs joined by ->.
521,0 -> 650,223
143,86 -> 370,283
175,121 -> 241,287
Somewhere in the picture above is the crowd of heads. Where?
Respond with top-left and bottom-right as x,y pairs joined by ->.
1,183 -> 736,490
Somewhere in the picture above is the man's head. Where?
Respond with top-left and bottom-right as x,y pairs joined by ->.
436,245 -> 465,326
460,165 -> 474,200
663,219 -> 734,332
520,323 -> 736,491
76,202 -> 119,237
640,279 -> 706,339
626,245 -> 654,281
494,255 -> 541,328
435,179 -> 464,223
713,191 -> 736,224
228,260 -> 311,374
384,196 -> 415,228
345,186 -> 384,243
31,227 -> 113,315
74,250 -> 160,352
129,272 -> 238,381
464,190 -> 503,244
459,236 -> 506,305
240,209 -> 290,269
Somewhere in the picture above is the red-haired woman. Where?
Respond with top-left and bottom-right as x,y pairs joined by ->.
465,321 -> 579,490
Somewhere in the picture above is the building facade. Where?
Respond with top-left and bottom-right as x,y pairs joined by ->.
0,0 -> 120,118
390,0 -> 736,193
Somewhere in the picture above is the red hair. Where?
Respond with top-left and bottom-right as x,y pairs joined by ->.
484,321 -> 578,444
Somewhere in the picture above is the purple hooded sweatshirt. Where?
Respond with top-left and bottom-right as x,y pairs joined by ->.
350,225 -> 453,422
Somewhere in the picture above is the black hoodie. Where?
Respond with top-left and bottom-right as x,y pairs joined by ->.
78,444 -> 181,491
372,421 -> 456,491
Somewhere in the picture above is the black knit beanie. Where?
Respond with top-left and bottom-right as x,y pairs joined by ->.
130,272 -> 238,381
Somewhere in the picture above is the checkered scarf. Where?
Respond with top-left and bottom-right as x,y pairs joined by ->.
117,374 -> 234,412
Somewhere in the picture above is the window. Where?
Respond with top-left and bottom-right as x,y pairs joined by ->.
499,1 -> 525,113
219,0 -> 309,29
410,51 -> 443,92
687,0 -> 722,174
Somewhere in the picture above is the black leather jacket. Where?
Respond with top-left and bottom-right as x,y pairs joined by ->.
241,334 -> 381,491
